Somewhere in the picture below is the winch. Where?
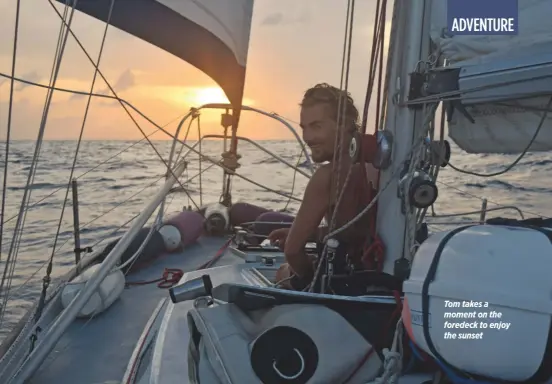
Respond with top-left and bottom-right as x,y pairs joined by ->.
399,169 -> 438,209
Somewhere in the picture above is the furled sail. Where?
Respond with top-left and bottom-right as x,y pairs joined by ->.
429,0 -> 552,153
57,0 -> 254,126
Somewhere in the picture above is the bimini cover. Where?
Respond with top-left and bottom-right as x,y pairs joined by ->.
57,0 -> 253,125
430,0 -> 552,154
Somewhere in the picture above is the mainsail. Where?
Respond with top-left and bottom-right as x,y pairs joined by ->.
429,0 -> 552,153
56,0 -> 254,123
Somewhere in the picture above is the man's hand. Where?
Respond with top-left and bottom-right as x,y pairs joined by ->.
275,263 -> 294,289
267,227 -> 290,251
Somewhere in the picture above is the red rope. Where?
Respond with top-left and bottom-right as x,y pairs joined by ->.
125,268 -> 184,288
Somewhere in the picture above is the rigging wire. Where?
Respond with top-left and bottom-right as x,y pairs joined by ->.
46,0 -> 200,212
329,0 -> 356,233
435,179 -> 545,219
360,0 -> 387,133
310,0 -> 356,292
0,112 -> 182,227
10,162 -> 218,299
33,0 -> 117,334
1,2 -> 74,308
378,0 -> 400,133
0,0 -> 77,328
12,187 -> 160,296
42,2 -> 301,207
197,115 -> 203,207
161,116 -> 197,215
0,0 -> 21,269
374,1 -> 387,133
282,150 -> 303,212
5,115 -> 207,328
0,70 -> 302,224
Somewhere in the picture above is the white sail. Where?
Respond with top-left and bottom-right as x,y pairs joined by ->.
57,0 -> 254,110
429,0 -> 552,154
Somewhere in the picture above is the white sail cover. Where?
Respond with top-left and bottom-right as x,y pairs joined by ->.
430,0 -> 552,153
58,0 -> 254,122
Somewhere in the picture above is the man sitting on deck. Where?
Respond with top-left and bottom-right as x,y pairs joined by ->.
268,83 -> 379,290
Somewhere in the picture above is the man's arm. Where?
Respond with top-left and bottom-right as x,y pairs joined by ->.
284,167 -> 330,279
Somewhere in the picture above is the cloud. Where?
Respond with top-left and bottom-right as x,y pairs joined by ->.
105,68 -> 136,93
69,68 -> 136,102
15,71 -> 41,91
0,71 -> 41,91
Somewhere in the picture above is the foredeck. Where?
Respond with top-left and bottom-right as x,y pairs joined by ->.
30,236 -> 240,384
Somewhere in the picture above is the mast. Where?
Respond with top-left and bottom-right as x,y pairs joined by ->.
378,0 -> 434,275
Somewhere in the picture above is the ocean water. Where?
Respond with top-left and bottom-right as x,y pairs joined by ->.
0,139 -> 550,341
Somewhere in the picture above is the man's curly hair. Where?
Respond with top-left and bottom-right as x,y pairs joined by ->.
300,83 -> 360,132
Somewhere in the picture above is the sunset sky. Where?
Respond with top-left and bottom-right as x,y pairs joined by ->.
0,0 -> 391,140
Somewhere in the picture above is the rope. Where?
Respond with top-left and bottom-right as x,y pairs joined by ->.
367,306 -> 404,384
446,96 -> 551,177
309,0 -> 356,293
125,237 -> 233,288
125,268 -> 184,289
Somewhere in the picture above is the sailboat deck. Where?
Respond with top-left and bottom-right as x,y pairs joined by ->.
20,236 -> 441,384
31,236 -> 240,384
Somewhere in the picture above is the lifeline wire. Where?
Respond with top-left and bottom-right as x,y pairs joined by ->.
0,0 -> 78,328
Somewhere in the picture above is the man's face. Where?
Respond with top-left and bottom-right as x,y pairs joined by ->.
300,103 -> 337,163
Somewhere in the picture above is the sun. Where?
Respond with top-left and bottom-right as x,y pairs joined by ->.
193,87 -> 229,105
154,85 -> 254,109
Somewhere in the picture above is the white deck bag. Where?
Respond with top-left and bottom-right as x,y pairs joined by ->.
187,303 -> 382,383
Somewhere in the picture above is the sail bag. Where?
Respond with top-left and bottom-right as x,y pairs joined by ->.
186,303 -> 382,383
